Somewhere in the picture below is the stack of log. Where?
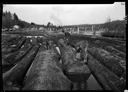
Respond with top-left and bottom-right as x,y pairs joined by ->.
87,47 -> 126,92
88,47 -> 126,79
2,36 -> 126,91
2,36 -> 26,54
87,54 -> 125,92
3,38 -> 40,90
2,38 -> 33,73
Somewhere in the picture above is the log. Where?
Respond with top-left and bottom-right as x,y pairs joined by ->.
2,37 -> 26,54
3,35 -> 22,48
2,40 -> 33,73
66,63 -> 91,83
3,45 -> 40,90
58,39 -> 89,69
103,46 -> 126,59
2,35 -> 22,47
95,39 -> 126,53
87,53 -> 126,92
24,44 -> 46,78
3,38 -> 32,65
93,40 -> 125,59
58,39 -> 91,90
22,46 -> 72,90
88,47 -> 125,79
58,39 -> 76,69
90,39 -> 126,54
97,37 -> 125,46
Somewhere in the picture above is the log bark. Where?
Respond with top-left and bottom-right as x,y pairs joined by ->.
88,47 -> 125,79
58,39 -> 91,90
2,35 -> 22,48
3,38 -> 32,65
2,37 -> 26,54
3,45 -> 40,90
87,53 -> 125,92
58,39 -> 76,70
103,46 -> 126,59
93,40 -> 125,59
2,39 -> 33,73
22,46 -> 72,90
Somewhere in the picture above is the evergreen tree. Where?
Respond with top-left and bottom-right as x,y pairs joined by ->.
14,13 -> 19,20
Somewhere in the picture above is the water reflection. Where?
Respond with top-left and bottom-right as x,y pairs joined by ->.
86,74 -> 102,90
71,74 -> 102,90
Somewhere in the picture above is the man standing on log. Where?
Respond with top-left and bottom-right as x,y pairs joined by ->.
75,40 -> 88,64
62,29 -> 71,45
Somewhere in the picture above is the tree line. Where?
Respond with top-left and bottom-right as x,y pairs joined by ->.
100,19 -> 126,38
2,11 -> 31,29
102,20 -> 126,32
2,11 -> 126,33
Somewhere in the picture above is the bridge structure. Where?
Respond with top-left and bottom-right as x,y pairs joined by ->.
62,24 -> 99,36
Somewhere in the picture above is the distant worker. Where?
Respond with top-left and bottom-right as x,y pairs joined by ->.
75,40 -> 88,64
62,29 -> 71,45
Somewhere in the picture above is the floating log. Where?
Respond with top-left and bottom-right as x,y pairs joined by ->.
2,40 -> 33,73
103,46 -> 126,59
2,35 -> 22,47
93,40 -> 126,59
58,39 -> 76,69
24,44 -> 46,78
88,47 -> 125,79
66,63 -> 91,82
58,39 -> 91,90
95,39 -> 126,53
3,38 -> 32,65
90,38 -> 126,54
2,37 -> 26,54
87,53 -> 125,92
2,36 -> 22,50
2,37 -> 28,72
22,46 -> 72,90
3,45 -> 40,90
96,37 -> 125,46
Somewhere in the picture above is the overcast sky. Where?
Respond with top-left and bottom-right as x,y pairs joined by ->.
3,2 -> 125,26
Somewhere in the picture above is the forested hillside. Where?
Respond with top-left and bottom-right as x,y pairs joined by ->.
2,11 -> 126,34
102,20 -> 126,31
100,20 -> 126,38
2,11 -> 31,29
